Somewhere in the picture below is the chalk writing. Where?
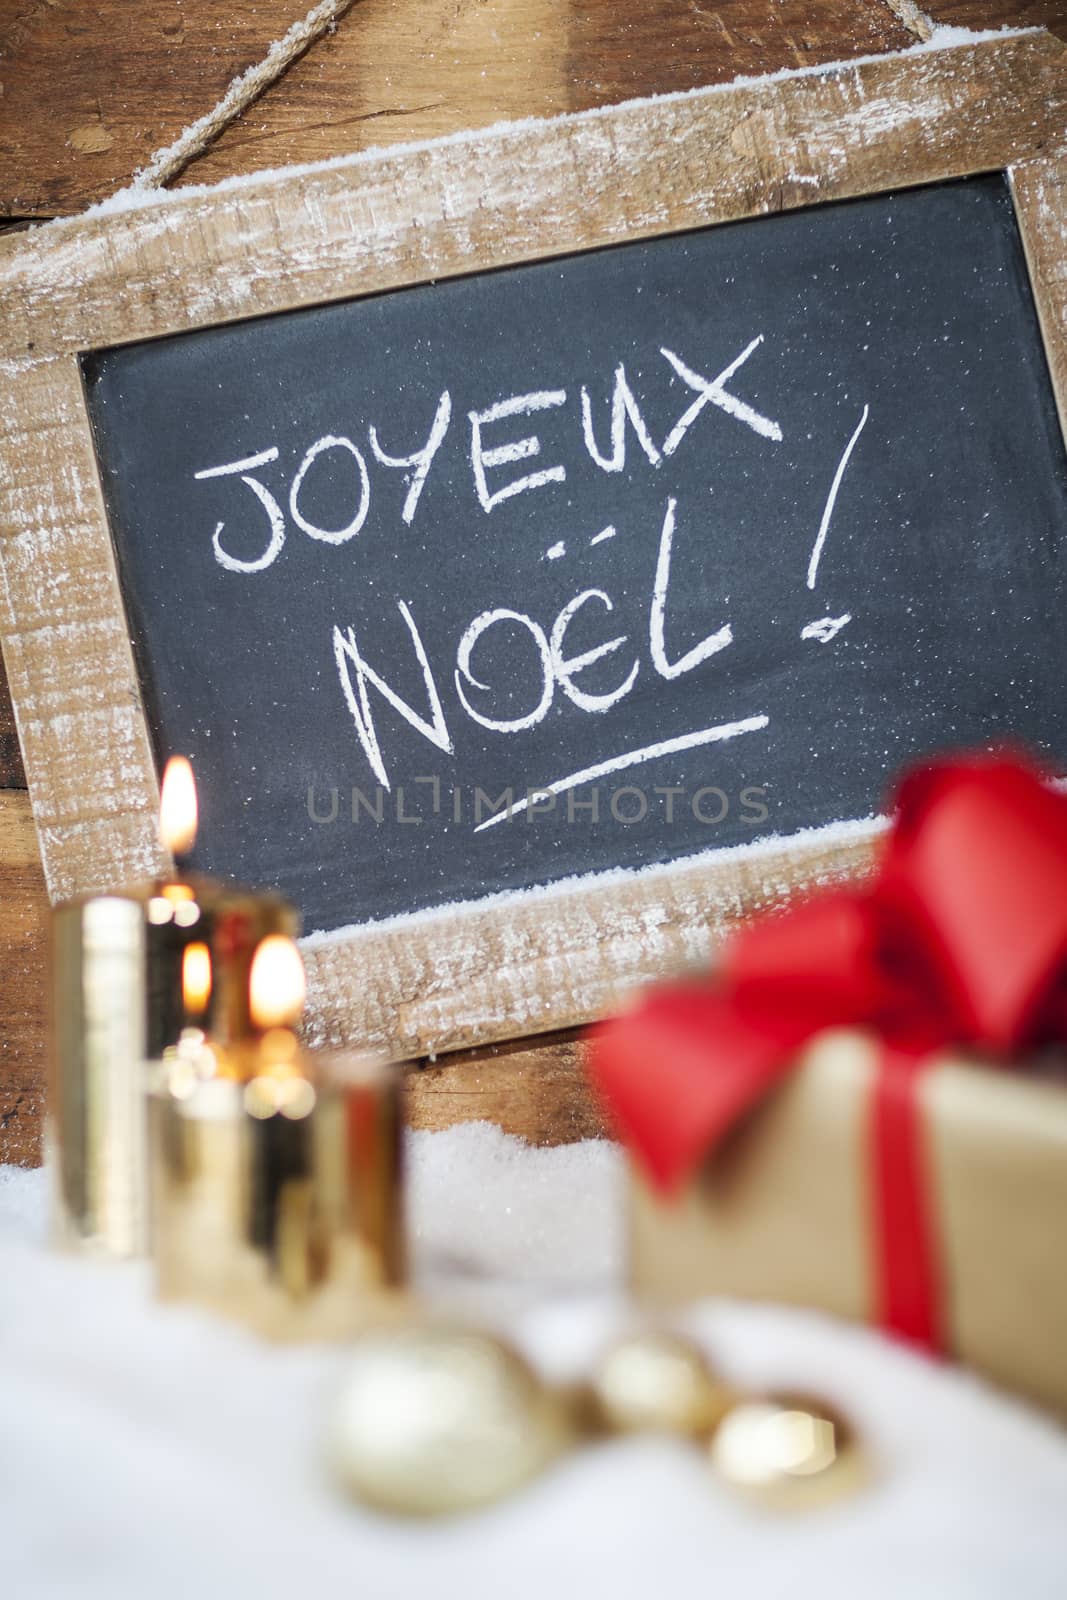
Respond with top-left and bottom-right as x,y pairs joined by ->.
193,333 -> 869,809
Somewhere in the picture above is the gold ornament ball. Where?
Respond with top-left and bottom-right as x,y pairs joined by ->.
586,1330 -> 731,1438
709,1391 -> 867,1510
328,1324 -> 572,1517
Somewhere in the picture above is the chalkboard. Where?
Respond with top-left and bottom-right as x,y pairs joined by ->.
82,172 -> 1067,936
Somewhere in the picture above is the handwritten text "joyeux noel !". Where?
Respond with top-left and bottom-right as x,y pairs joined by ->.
194,335 -> 869,829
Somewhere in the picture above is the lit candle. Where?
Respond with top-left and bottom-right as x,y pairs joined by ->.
48,757 -> 298,1259
152,938 -> 406,1340
148,758 -> 299,1052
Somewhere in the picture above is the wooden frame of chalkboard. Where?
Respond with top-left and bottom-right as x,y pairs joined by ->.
1,31 -> 1066,1059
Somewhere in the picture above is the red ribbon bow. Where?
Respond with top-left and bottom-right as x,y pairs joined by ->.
589,752 -> 1067,1351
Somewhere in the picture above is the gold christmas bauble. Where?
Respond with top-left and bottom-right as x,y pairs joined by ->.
585,1330 -> 731,1438
328,1324 -> 572,1517
709,1391 -> 867,1510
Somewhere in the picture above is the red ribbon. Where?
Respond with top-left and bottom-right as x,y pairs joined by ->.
588,752 -> 1067,1351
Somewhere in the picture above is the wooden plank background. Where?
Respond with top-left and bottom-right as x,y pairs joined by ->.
0,0 -> 1063,1164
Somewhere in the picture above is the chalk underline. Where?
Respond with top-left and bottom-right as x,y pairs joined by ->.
472,714 -> 770,833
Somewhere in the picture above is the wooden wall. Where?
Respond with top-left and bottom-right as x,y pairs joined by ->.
1,0 -> 1062,1163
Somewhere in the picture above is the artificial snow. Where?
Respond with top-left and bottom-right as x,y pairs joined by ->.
2,1123 -> 1066,1598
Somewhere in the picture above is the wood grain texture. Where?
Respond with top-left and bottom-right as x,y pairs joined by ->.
0,0 -> 917,218
0,791 -> 48,1166
0,0 -> 319,217
925,0 -> 1067,39
5,32 -> 1065,361
406,1030 -> 607,1144
178,0 -> 913,193
301,830 -> 882,1059
6,1 -> 1059,224
0,355 -> 169,901
1012,151 -> 1067,445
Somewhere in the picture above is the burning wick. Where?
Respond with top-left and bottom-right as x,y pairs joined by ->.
159,755 -> 198,860
182,941 -> 212,1017
249,935 -> 307,1031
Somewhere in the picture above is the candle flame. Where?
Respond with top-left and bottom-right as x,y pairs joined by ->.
249,935 -> 307,1030
159,756 -> 198,856
182,941 -> 212,1015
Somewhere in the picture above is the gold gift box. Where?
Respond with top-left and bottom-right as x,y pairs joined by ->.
631,1030 -> 1067,1415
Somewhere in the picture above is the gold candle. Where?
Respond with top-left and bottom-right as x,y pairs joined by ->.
152,939 -> 406,1340
48,757 -> 298,1259
144,759 -> 300,1053
49,895 -> 149,1259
